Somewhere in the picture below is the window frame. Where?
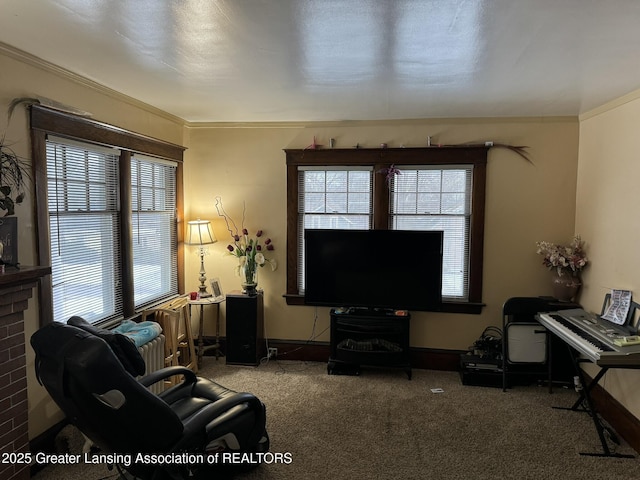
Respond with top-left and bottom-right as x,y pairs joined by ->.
284,146 -> 488,314
31,105 -> 186,326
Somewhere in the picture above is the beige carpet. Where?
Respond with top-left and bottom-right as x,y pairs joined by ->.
34,359 -> 639,480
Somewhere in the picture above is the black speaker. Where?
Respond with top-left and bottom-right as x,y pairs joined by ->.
225,291 -> 265,365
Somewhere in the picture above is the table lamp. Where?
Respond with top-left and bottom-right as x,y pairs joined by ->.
186,219 -> 216,298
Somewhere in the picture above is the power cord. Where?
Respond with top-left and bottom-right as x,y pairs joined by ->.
259,307 -> 329,373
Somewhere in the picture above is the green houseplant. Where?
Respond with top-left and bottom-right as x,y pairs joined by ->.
0,140 -> 28,216
0,97 -> 38,216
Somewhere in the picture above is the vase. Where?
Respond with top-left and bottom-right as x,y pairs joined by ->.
551,272 -> 581,302
240,256 -> 259,296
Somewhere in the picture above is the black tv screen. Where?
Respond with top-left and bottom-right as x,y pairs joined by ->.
304,229 -> 443,312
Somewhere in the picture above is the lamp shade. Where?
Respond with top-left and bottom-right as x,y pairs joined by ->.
185,219 -> 216,245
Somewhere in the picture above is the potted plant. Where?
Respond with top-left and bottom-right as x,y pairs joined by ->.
536,235 -> 588,301
0,97 -> 38,216
0,139 -> 28,216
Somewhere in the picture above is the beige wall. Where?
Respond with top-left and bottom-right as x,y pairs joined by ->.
577,92 -> 640,419
0,48 -> 186,440
3,45 -> 589,440
184,119 -> 580,350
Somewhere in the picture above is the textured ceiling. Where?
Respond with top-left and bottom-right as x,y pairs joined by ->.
2,0 -> 640,123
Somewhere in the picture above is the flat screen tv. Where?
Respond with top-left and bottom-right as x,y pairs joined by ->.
304,229 -> 443,312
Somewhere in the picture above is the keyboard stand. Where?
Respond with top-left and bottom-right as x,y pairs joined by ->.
553,345 -> 634,458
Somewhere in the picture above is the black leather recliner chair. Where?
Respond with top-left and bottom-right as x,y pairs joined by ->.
31,319 -> 269,479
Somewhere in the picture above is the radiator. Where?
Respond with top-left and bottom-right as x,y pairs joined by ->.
138,334 -> 165,394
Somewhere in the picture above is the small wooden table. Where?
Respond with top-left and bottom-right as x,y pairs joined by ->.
188,296 -> 225,367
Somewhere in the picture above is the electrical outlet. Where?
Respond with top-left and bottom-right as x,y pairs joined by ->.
268,347 -> 278,359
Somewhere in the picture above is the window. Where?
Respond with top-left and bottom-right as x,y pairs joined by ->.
285,147 -> 487,314
131,155 -> 178,307
390,166 -> 472,301
31,106 -> 185,326
47,137 -> 122,323
297,167 -> 373,292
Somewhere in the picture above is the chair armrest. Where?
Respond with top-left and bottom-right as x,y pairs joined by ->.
178,392 -> 263,440
138,366 -> 197,387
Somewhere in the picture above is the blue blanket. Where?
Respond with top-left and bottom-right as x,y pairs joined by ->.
113,320 -> 162,347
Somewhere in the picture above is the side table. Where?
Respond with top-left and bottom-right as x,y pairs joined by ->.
188,296 -> 225,368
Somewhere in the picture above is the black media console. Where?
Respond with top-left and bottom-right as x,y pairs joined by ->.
328,308 -> 411,379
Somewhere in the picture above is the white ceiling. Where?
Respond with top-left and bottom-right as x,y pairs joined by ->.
2,0 -> 640,123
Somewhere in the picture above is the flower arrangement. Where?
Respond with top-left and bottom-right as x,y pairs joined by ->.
536,235 -> 588,276
215,198 -> 277,292
377,164 -> 401,184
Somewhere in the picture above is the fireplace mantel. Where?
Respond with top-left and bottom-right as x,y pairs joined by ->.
0,265 -> 50,480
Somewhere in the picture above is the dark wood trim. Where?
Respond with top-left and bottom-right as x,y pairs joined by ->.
373,162 -> 389,230
285,163 -> 299,297
30,105 -> 185,161
589,374 -> 640,454
282,294 -> 483,314
29,106 -> 186,325
0,265 -> 50,287
176,161 -> 185,294
221,337 -> 465,371
468,159 -> 487,304
284,146 -> 490,166
31,129 -> 54,325
120,151 -> 135,317
284,146 -> 488,311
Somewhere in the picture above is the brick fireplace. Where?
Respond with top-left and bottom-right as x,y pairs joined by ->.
0,266 -> 50,480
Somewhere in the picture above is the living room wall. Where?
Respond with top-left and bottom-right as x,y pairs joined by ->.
0,47 -> 186,439
1,45 -> 584,439
576,90 -> 640,420
183,118 -> 580,351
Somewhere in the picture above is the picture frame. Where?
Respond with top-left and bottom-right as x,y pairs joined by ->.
0,217 -> 18,265
210,278 -> 224,300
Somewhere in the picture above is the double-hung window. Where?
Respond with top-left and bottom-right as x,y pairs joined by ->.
47,137 -> 121,323
390,166 -> 472,301
285,147 -> 487,314
297,167 -> 373,292
131,155 -> 178,307
32,106 -> 185,326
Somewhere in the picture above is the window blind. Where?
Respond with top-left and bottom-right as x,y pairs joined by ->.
131,154 -> 178,308
297,166 -> 373,292
46,136 -> 122,324
390,166 -> 473,301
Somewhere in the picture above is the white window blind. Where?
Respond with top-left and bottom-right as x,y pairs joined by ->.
390,166 -> 473,301
46,136 -> 122,324
131,154 -> 178,307
297,166 -> 373,292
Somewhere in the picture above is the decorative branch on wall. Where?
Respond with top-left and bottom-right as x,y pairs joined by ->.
447,142 -> 531,163
303,136 -> 530,163
7,96 -> 92,121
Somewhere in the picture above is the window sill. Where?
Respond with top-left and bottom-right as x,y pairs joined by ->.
283,294 -> 484,314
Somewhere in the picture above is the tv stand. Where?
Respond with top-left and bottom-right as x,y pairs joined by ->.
328,308 -> 411,379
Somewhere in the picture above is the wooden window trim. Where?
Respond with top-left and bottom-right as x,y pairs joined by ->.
30,105 -> 186,325
284,146 -> 488,314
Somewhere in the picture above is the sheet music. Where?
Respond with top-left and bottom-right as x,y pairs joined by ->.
601,289 -> 632,325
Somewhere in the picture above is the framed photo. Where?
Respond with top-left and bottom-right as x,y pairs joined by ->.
210,278 -> 224,300
0,217 -> 17,265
